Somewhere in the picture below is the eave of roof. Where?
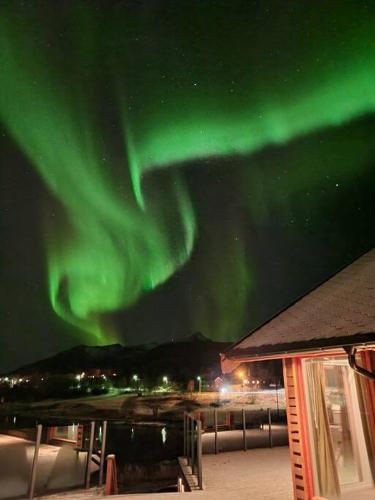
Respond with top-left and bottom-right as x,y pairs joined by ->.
225,331 -> 375,360
224,249 -> 375,358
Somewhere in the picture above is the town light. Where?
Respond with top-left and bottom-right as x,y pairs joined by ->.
196,375 -> 202,392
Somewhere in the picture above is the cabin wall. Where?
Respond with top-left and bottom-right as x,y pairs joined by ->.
283,357 -> 314,500
283,348 -> 375,500
358,349 -> 375,479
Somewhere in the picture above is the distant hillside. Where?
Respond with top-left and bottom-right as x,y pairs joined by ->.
10,334 -> 231,381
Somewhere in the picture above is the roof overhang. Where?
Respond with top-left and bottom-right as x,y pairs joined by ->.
221,334 -> 375,374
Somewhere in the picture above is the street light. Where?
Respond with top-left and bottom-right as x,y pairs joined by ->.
132,374 -> 138,382
162,376 -> 168,384
196,375 -> 202,393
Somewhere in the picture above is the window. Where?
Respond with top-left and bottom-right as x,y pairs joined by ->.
303,357 -> 373,499
52,425 -> 78,442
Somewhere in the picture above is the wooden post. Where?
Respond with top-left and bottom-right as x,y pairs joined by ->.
197,420 -> 203,490
177,477 -> 185,492
242,409 -> 247,451
191,418 -> 195,474
276,379 -> 280,417
105,454 -> 118,495
183,413 -> 187,457
85,421 -> 95,489
214,409 -> 218,454
99,420 -> 107,486
77,424 -> 84,448
229,411 -> 234,430
268,408 -> 273,448
186,414 -> 191,465
28,424 -> 42,499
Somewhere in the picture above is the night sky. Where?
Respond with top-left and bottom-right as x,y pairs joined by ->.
1,0 -> 375,372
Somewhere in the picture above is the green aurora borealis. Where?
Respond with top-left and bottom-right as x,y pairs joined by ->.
1,1 -> 375,358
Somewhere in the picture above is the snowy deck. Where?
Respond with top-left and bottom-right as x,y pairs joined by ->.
47,447 -> 292,500
114,447 -> 292,499
0,433 -> 97,499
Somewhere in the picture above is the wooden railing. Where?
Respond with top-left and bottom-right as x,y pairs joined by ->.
183,412 -> 203,489
105,454 -> 119,495
199,407 -> 275,453
27,420 -> 110,499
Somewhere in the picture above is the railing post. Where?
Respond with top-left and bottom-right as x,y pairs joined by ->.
183,413 -> 187,457
186,415 -> 191,465
28,424 -> 42,499
99,420 -> 107,487
268,408 -> 273,448
85,421 -> 95,489
214,409 -> 218,454
242,409 -> 247,451
177,477 -> 185,492
197,420 -> 203,490
105,454 -> 118,495
191,418 -> 195,474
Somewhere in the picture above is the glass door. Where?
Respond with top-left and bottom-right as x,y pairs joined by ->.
303,357 -> 373,499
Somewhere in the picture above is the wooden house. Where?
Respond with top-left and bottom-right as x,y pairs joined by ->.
221,250 -> 375,499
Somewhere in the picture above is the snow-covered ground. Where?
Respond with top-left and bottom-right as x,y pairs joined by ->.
0,434 -> 97,499
41,447 -> 293,500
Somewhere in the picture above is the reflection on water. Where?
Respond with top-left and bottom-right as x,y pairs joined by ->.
161,426 -> 167,444
0,416 -> 182,465
107,423 -> 182,464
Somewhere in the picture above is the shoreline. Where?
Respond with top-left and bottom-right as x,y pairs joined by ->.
0,389 -> 285,426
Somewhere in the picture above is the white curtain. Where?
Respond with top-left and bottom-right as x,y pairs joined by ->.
306,362 -> 340,498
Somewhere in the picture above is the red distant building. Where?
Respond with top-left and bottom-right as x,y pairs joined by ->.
222,250 -> 375,499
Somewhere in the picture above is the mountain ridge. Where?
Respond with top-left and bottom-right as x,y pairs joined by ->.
8,333 -> 231,380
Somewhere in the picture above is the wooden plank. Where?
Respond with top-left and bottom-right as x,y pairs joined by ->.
290,423 -> 300,433
294,477 -> 305,488
283,357 -> 314,500
292,456 -> 304,466
291,441 -> 302,454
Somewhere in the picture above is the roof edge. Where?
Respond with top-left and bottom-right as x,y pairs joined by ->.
224,248 -> 374,355
225,332 -> 375,360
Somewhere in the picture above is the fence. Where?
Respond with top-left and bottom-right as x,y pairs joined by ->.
200,407 -> 276,453
25,420 -> 109,499
183,412 -> 203,489
181,408 -> 278,489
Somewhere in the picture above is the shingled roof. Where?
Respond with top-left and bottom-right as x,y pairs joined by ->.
226,249 -> 375,359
